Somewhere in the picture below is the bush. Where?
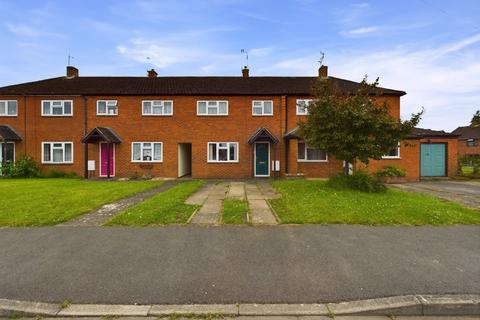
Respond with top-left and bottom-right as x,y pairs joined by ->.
327,170 -> 387,193
376,166 -> 407,177
1,156 -> 41,178
44,170 -> 79,179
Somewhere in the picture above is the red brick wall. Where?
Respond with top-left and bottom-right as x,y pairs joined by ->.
457,139 -> 480,156
1,94 -> 288,179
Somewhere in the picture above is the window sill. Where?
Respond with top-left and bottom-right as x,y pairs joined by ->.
207,161 -> 239,163
41,162 -> 74,165
297,160 -> 328,163
41,115 -> 73,117
96,114 -> 118,117
382,157 -> 401,160
252,114 -> 273,117
197,114 -> 229,117
141,114 -> 173,117
0,115 -> 18,117
131,161 -> 163,163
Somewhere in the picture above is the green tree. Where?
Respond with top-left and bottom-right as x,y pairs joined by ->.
298,76 -> 423,174
471,110 -> 480,127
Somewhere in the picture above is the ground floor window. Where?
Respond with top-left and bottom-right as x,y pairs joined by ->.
0,143 -> 15,164
382,143 -> 401,159
208,142 -> 238,162
42,142 -> 73,164
297,142 -> 327,162
132,142 -> 163,162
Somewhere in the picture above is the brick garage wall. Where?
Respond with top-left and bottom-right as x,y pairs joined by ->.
361,138 -> 458,181
457,139 -> 480,156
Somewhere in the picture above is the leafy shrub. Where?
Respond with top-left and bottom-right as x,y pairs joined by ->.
44,170 -> 78,179
376,166 -> 407,177
327,170 -> 386,193
1,156 -> 41,178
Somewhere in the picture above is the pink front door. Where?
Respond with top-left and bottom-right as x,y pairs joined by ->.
100,143 -> 115,177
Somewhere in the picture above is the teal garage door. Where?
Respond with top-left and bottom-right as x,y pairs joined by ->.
420,144 -> 446,177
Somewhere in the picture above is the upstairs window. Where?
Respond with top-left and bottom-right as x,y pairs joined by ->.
208,142 -> 238,162
142,100 -> 173,116
297,142 -> 327,162
42,142 -> 73,164
132,142 -> 163,162
382,143 -> 401,159
0,100 -> 17,116
252,100 -> 273,116
467,139 -> 477,147
296,99 -> 312,115
97,100 -> 118,116
197,101 -> 228,116
42,100 -> 73,116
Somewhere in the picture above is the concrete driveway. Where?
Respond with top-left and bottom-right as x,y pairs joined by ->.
392,180 -> 480,209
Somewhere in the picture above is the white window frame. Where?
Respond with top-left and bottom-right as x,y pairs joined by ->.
207,142 -> 239,163
297,142 -> 328,162
131,142 -> 163,163
296,99 -> 312,115
467,139 -> 477,147
96,100 -> 118,116
41,142 -> 74,164
197,101 -> 229,116
0,142 -> 15,165
41,100 -> 73,117
0,100 -> 18,116
382,143 -> 401,159
142,100 -> 173,116
252,100 -> 273,116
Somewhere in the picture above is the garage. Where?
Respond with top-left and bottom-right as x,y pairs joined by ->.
420,143 -> 447,177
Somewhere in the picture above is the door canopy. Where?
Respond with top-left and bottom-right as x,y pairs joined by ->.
0,125 -> 22,142
248,127 -> 278,145
82,127 -> 122,144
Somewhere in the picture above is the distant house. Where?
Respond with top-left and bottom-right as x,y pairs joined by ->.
452,126 -> 480,156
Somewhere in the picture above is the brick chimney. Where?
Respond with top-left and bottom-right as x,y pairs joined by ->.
147,69 -> 158,78
242,66 -> 249,78
319,65 -> 328,79
66,66 -> 79,79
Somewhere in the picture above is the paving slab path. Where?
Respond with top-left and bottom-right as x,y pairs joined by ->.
189,182 -> 229,225
188,180 -> 278,225
59,180 -> 178,227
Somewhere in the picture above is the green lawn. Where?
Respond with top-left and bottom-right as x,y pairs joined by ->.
270,180 -> 480,225
0,178 -> 163,226
222,199 -> 248,224
106,180 -> 206,226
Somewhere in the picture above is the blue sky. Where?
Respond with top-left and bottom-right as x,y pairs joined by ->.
0,0 -> 479,130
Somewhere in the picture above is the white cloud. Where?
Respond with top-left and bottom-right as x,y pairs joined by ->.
344,26 -> 379,36
261,34 -> 480,131
5,22 -> 65,38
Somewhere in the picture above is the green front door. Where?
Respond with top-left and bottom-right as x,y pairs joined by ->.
421,143 -> 446,177
255,143 -> 269,177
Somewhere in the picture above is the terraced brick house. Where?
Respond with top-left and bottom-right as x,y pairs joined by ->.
452,125 -> 480,156
0,65 -> 456,180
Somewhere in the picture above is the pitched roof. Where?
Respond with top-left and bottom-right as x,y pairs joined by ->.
407,127 -> 458,139
0,76 -> 406,96
451,126 -> 480,140
0,125 -> 22,141
248,127 -> 279,144
82,127 -> 122,144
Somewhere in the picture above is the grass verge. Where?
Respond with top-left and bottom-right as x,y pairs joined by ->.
270,179 -> 480,225
0,178 -> 163,226
222,199 -> 248,224
106,180 -> 206,225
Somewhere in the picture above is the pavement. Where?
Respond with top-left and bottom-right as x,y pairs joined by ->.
0,225 -> 478,305
391,180 -> 480,209
187,181 -> 278,225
